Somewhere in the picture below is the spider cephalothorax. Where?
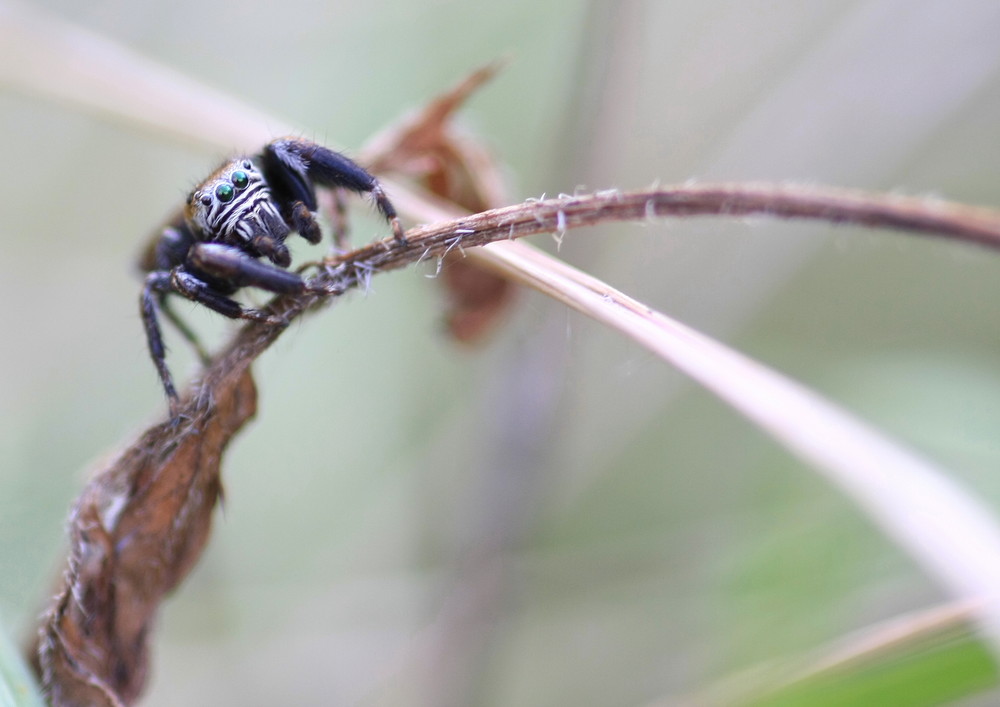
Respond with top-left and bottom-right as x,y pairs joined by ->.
140,137 -> 404,414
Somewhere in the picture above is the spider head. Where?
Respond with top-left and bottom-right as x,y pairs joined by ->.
185,158 -> 293,267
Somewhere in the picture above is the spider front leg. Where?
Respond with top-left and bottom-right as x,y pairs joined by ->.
188,243 -> 306,298
141,244 -> 309,412
364,181 -> 405,244
170,271 -> 278,322
263,138 -> 406,244
173,245 -> 317,390
141,268 -> 276,416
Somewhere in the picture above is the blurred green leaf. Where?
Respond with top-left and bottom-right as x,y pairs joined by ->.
744,626 -> 998,707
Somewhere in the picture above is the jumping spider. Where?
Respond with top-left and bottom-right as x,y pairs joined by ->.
139,137 -> 404,415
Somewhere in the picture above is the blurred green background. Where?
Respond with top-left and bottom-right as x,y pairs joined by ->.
2,1 -> 1000,705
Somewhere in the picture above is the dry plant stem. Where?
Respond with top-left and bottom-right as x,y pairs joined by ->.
157,180 -> 1000,387
212,180 -> 1000,408
365,182 -> 1000,259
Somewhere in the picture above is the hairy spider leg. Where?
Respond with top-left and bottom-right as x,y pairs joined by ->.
141,243 -> 308,410
169,271 -> 270,320
263,138 -> 406,244
186,243 -> 306,295
141,271 -> 182,411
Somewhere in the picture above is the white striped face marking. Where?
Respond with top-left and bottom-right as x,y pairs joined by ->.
188,159 -> 277,242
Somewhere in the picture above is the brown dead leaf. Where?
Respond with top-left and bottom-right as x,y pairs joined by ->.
365,62 -> 516,343
33,371 -> 257,707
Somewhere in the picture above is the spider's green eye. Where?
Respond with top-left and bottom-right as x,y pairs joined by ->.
215,183 -> 235,202
231,170 -> 249,189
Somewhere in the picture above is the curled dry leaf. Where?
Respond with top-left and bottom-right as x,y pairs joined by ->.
32,371 -> 258,707
364,62 -> 516,343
